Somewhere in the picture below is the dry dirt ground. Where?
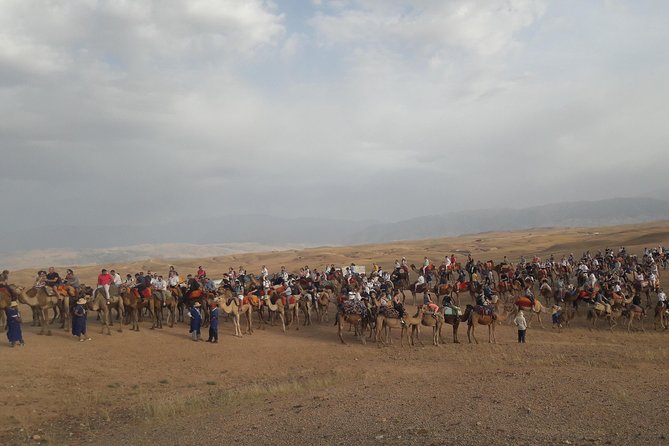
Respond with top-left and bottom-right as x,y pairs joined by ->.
2,221 -> 669,446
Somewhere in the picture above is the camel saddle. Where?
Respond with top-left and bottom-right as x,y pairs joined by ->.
189,289 -> 203,299
243,294 -> 259,306
341,300 -> 368,317
443,306 -> 461,316
515,297 -> 534,308
379,306 -> 400,319
457,281 -> 469,291
474,305 -> 497,320
593,303 -> 610,314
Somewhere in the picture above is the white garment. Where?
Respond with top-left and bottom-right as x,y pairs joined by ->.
113,273 -> 122,286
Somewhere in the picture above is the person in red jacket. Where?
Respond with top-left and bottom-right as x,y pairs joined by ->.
96,269 -> 114,304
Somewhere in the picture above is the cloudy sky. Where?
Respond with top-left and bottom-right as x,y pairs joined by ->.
1,0 -> 668,231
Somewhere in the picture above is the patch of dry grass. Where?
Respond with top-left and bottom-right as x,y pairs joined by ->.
142,372 -> 342,420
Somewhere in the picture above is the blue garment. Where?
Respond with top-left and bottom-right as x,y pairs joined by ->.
208,307 -> 219,341
189,306 -> 202,334
72,304 -> 87,337
6,308 -> 23,343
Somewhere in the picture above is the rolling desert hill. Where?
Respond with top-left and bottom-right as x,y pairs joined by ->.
7,220 -> 669,286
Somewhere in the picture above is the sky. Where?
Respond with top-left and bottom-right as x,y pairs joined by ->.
1,0 -> 668,231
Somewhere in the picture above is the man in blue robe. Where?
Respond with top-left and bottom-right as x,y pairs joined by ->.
6,301 -> 24,347
188,301 -> 202,341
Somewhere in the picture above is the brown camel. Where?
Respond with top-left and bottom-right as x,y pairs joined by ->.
335,307 -> 368,345
441,306 -> 468,343
121,288 -> 156,331
298,294 -> 313,327
587,304 -> 622,330
375,309 -> 409,346
465,304 -> 497,344
316,291 -> 331,322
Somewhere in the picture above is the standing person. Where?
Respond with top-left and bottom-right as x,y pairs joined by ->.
513,310 -> 528,343
188,302 -> 202,341
72,297 -> 91,342
6,301 -> 24,347
96,269 -> 114,304
207,298 -> 219,343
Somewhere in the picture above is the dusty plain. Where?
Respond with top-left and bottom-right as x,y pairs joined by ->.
2,221 -> 669,446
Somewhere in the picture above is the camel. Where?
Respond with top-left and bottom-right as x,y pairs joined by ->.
121,288 -> 156,331
15,286 -> 63,335
375,308 -> 409,346
92,287 -> 125,331
86,293 -> 122,335
298,294 -> 313,327
260,295 -> 286,333
316,291 -> 331,322
217,298 -> 249,337
632,281 -> 653,308
511,296 -> 546,328
163,288 -> 180,327
0,285 -> 17,328
623,305 -> 646,332
335,304 -> 368,345
654,302 -> 668,330
465,304 -> 497,344
413,306 -> 445,346
435,282 -> 459,306
587,304 -> 622,330
390,270 -> 410,300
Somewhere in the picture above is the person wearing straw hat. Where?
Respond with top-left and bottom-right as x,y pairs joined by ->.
72,297 -> 91,342
207,298 -> 220,343
187,302 -> 202,341
6,301 -> 24,347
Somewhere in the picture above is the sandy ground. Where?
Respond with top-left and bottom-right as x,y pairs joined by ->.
2,221 -> 669,446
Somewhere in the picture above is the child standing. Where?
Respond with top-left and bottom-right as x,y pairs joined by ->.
513,310 -> 528,343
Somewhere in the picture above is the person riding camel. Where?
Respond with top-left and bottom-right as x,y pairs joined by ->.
96,269 -> 114,304
153,275 -> 168,306
441,293 -> 458,316
423,291 -> 439,317
45,267 -> 61,297
401,257 -> 408,272
233,280 -> 243,307
422,256 -> 430,276
471,268 -> 481,290
415,273 -> 426,292
392,290 -> 405,325
525,285 -> 535,305
394,259 -> 401,273
658,288 -> 667,308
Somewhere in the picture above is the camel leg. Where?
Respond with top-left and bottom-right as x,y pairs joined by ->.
467,325 -> 476,344
338,319 -> 346,344
279,313 -> 286,333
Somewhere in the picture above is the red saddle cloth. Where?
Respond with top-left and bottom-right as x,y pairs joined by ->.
457,282 -> 469,291
515,297 -> 533,308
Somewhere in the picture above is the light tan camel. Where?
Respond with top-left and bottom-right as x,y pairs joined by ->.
336,308 -> 367,345
587,304 -> 622,330
217,298 -> 249,337
92,287 -> 125,331
623,304 -> 646,332
417,306 -> 445,346
15,286 -> 62,335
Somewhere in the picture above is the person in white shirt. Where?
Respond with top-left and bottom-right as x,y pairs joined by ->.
658,288 -> 667,307
110,270 -> 122,287
415,274 -> 425,290
168,271 -> 180,288
261,266 -> 268,280
588,272 -> 597,288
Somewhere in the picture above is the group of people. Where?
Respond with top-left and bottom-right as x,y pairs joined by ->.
2,244 -> 667,347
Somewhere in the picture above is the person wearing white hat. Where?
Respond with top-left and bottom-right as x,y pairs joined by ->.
513,310 -> 527,343
6,301 -> 24,347
72,297 -> 91,342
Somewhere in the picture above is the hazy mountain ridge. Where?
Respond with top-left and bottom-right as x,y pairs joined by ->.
349,197 -> 669,243
1,197 -> 668,269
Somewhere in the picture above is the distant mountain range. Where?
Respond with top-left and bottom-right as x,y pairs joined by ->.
1,197 -> 668,268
